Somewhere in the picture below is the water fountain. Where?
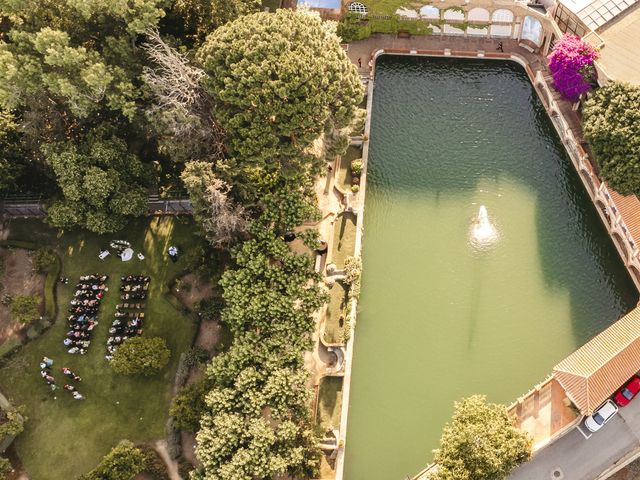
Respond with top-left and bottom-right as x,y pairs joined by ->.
470,205 -> 499,249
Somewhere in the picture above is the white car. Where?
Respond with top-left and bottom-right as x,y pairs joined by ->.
585,399 -> 619,432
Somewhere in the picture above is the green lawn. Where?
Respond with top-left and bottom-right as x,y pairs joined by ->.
316,376 -> 343,431
337,146 -> 361,192
323,281 -> 348,345
330,213 -> 357,269
0,217 -> 204,480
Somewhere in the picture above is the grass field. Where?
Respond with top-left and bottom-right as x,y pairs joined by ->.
323,281 -> 349,345
330,213 -> 357,269
0,216 -> 205,480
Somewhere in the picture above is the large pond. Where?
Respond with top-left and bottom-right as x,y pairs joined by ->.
344,56 -> 639,480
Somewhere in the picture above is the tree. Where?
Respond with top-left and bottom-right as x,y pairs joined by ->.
219,229 -> 326,337
43,127 -> 149,233
111,337 -> 170,376
170,379 -> 209,432
80,440 -> 148,480
171,0 -> 262,45
547,34 -> 599,102
10,296 -> 40,325
196,9 -> 363,189
431,395 -> 531,480
141,28 -> 225,164
181,160 -> 247,247
0,109 -> 24,193
583,82 -> 640,196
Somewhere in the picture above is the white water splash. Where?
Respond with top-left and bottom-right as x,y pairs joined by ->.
470,205 -> 499,250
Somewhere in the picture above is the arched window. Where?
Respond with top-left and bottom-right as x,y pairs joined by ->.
468,7 -> 489,22
420,5 -> 440,19
492,9 -> 514,22
348,2 -> 368,14
521,15 -> 543,45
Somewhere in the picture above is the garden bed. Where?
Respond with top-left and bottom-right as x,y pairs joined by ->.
0,249 -> 45,348
330,213 -> 357,270
323,281 -> 349,345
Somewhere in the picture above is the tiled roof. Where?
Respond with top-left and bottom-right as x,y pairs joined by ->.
553,306 -> 640,415
609,188 -> 640,247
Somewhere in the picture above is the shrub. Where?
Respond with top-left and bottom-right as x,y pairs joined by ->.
111,337 -> 171,376
351,176 -> 360,186
137,444 -> 169,480
183,346 -> 210,367
169,379 -> 208,432
10,295 -> 39,324
351,184 -> 360,193
0,405 -> 26,437
350,159 -> 363,175
33,248 -> 57,273
80,440 -> 148,480
337,12 -> 372,43
0,457 -> 11,478
547,34 -> 599,101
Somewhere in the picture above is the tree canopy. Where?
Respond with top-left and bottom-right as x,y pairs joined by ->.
193,230 -> 325,479
432,395 -> 531,480
197,9 -> 362,191
110,336 -> 171,376
44,128 -> 149,233
80,440 -> 148,480
583,81 -> 640,196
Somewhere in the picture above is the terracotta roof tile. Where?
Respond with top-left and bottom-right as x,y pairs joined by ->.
553,306 -> 640,415
609,188 -> 640,247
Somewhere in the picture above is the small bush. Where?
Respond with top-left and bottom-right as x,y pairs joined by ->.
111,337 -> 171,376
137,444 -> 169,480
169,380 -> 208,432
0,404 -> 26,437
80,440 -> 148,480
183,346 -> 209,367
351,185 -> 360,193
33,248 -> 57,273
0,457 -> 12,478
351,176 -> 360,186
10,295 -> 40,324
350,159 -> 363,175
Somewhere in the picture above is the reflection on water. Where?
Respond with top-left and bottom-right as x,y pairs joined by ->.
344,56 -> 638,480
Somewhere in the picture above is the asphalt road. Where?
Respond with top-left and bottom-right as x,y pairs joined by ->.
509,399 -> 640,480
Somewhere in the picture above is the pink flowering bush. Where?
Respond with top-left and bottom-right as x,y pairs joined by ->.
548,34 -> 599,101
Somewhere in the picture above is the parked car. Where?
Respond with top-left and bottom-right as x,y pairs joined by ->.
614,376 -> 640,407
585,399 -> 619,432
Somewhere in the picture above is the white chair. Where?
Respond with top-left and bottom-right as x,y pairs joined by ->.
98,250 -> 110,260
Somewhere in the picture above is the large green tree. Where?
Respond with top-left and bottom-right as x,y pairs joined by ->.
44,127 -> 149,233
583,81 -> 640,196
432,395 -> 531,480
0,108 -> 23,193
196,9 -> 363,193
193,231 -> 326,479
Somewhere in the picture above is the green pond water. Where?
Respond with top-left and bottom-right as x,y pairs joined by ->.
344,56 -> 639,480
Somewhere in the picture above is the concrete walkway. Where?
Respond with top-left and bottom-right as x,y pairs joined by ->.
509,398 -> 640,480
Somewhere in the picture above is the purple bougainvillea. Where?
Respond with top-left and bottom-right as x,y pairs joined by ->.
547,34 -> 599,102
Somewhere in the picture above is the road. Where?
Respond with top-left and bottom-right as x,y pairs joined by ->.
509,398 -> 640,480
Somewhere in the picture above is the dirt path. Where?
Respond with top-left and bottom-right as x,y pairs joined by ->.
0,248 -> 45,345
154,440 -> 182,480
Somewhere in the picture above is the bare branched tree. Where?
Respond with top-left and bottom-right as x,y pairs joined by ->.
201,178 -> 248,248
141,28 -> 225,162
